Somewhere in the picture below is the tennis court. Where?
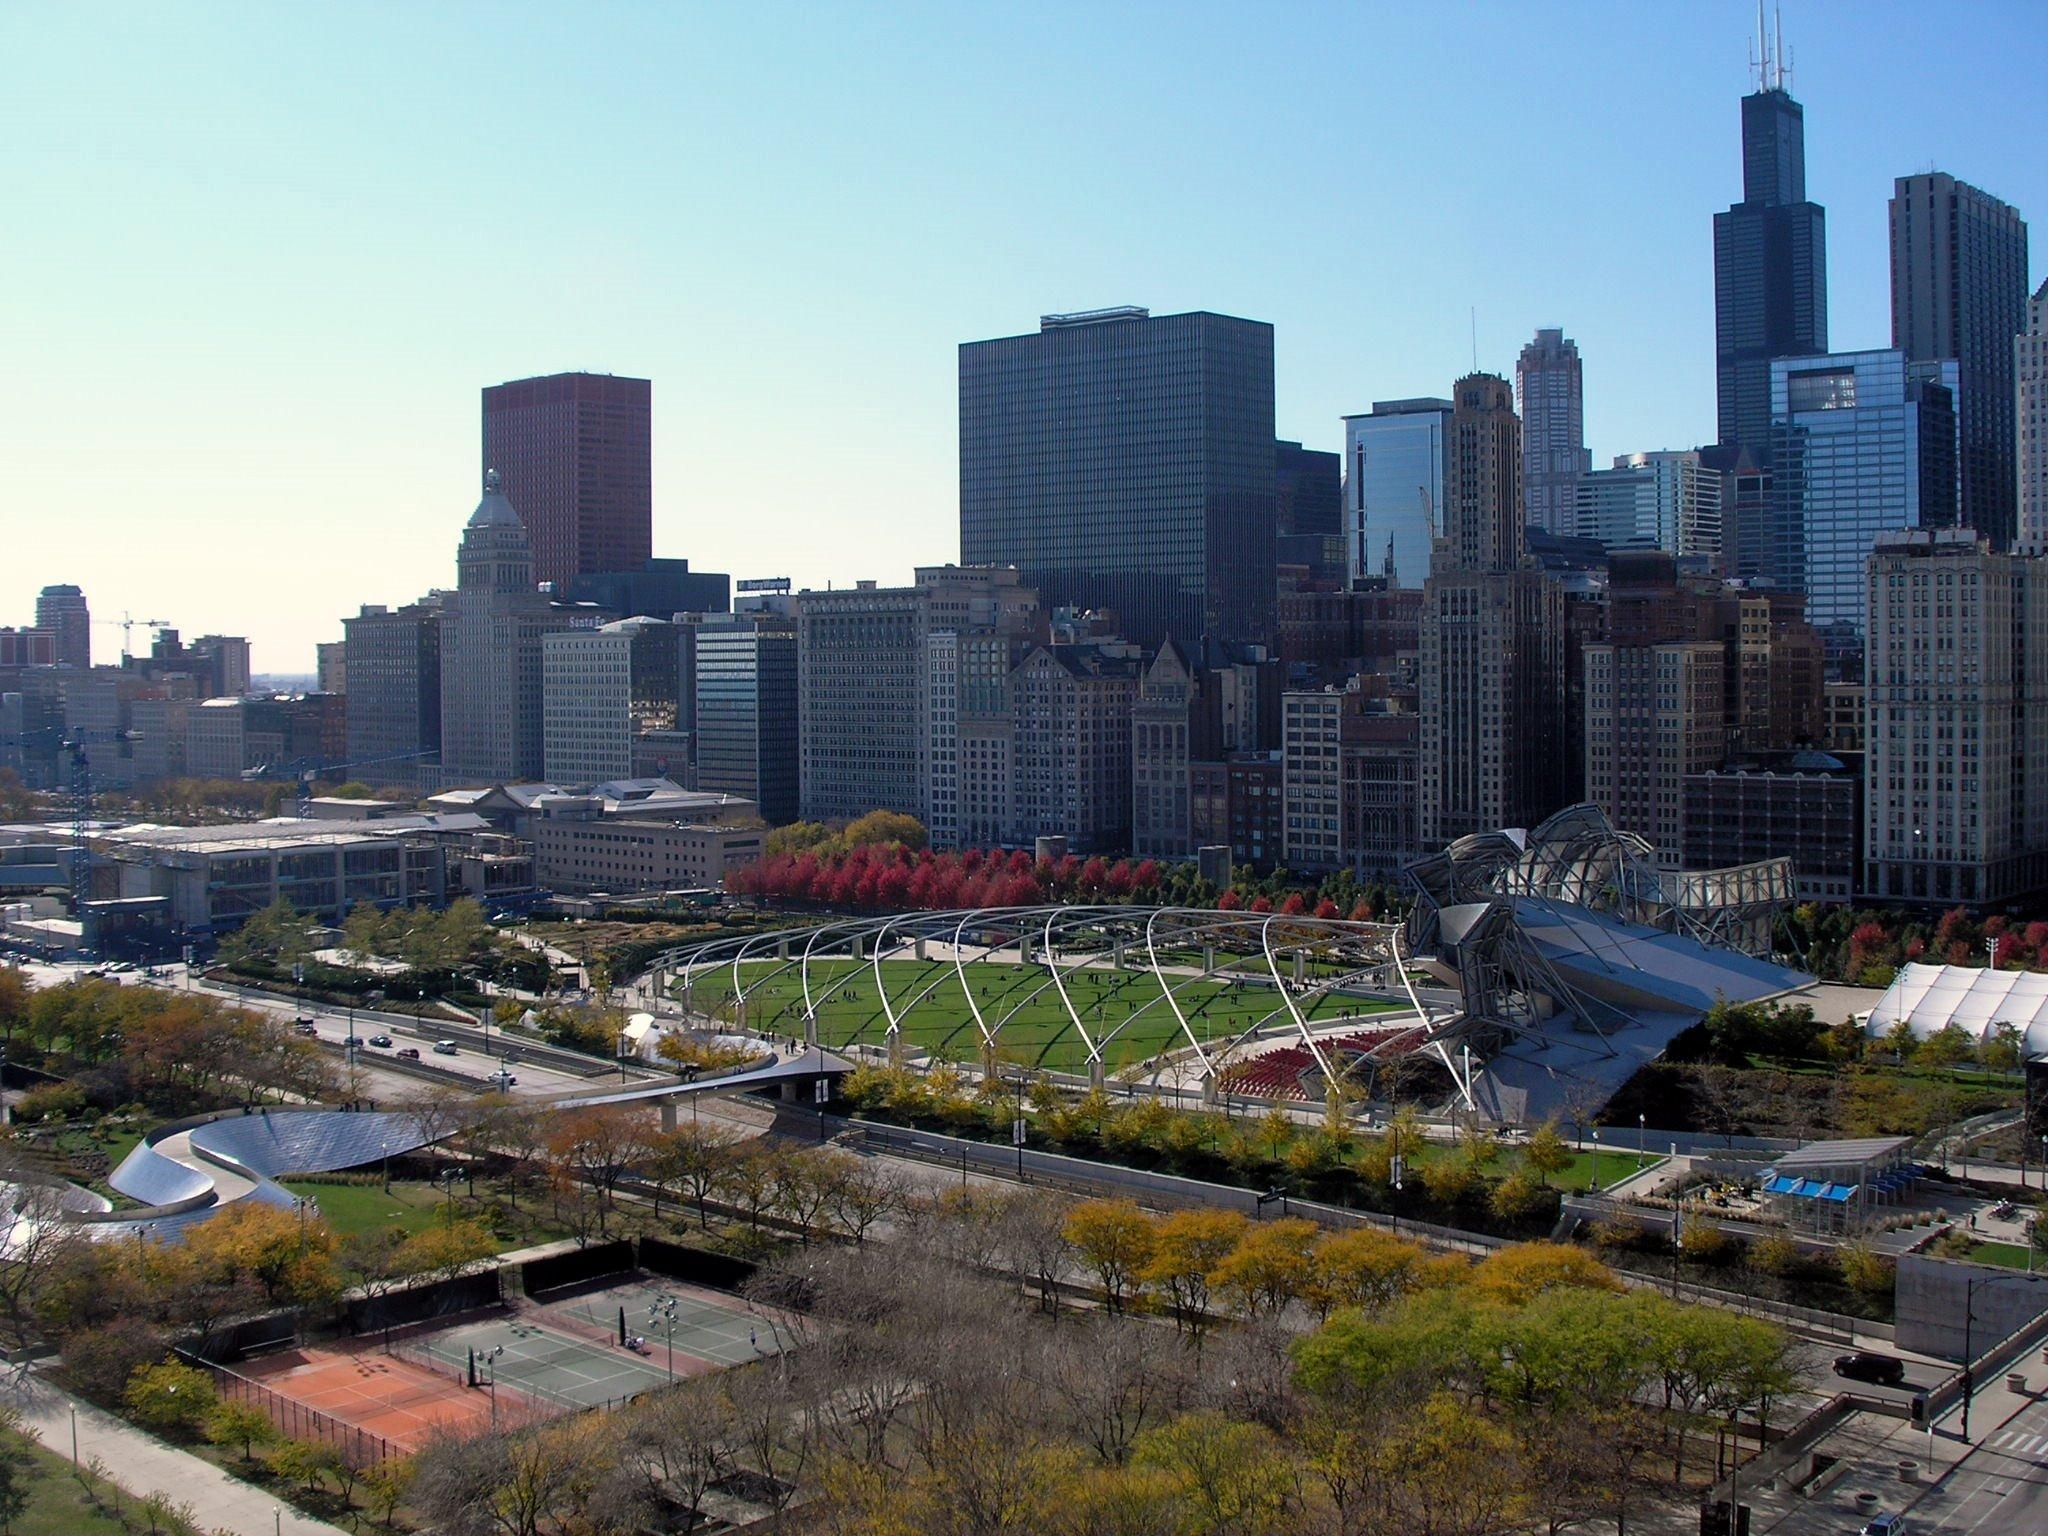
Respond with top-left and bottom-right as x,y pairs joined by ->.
397,1313 -> 679,1410
531,1276 -> 789,1371
235,1344 -> 499,1452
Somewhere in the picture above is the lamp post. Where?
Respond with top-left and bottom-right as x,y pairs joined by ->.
1959,1270 -> 2048,1441
1638,1112 -> 1647,1170
1590,1127 -> 1601,1192
479,1345 -> 504,1426
651,1297 -> 678,1380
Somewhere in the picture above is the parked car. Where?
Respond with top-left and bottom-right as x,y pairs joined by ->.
368,1034 -> 393,1049
1834,1352 -> 1906,1387
1859,1513 -> 1907,1536
432,1040 -> 459,1055
395,1047 -> 421,1060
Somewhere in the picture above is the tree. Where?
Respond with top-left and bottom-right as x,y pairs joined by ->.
1211,1217 -> 1319,1320
1306,1227 -> 1425,1319
615,1380 -> 735,1531
1523,1119 -> 1572,1186
843,810 -> 928,851
1132,1410 -> 1297,1536
123,1359 -> 217,1439
644,1123 -> 740,1229
545,1105 -> 656,1232
1140,1208 -> 1247,1335
270,1437 -> 341,1496
206,1400 -> 279,1462
1062,1200 -> 1157,1315
363,1455 -> 417,1526
1467,1242 -> 1620,1306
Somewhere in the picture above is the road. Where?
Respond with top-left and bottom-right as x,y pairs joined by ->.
1914,1395 -> 2048,1535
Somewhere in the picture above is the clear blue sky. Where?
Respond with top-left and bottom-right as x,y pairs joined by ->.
4,2 -> 2043,674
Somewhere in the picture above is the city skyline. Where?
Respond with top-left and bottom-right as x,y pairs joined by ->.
6,2 -> 2047,669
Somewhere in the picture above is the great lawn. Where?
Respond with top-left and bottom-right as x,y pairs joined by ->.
680,956 -> 1401,1074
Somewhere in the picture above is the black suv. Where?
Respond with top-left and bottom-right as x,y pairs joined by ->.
1834,1352 -> 1906,1387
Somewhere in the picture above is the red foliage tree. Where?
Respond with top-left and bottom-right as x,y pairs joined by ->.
1314,898 -> 1340,919
1216,890 -> 1242,912
1249,895 -> 1273,915
1279,892 -> 1307,916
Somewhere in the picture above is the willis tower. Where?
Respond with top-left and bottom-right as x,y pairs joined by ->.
1712,14 -> 1827,470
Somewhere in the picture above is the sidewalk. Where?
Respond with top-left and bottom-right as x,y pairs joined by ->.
4,1370 -> 348,1536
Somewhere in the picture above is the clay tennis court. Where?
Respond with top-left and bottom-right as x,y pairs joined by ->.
237,1343 -> 511,1451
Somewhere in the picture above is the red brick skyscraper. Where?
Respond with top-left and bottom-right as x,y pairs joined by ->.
481,372 -> 652,590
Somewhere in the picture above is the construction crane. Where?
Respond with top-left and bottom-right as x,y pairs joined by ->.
90,612 -> 172,660
240,749 -> 439,816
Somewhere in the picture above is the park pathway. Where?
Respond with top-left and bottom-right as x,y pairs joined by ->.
4,1370 -> 349,1536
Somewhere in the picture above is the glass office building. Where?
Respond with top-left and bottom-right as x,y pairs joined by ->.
1341,399 -> 1450,589
693,614 -> 799,826
1769,349 -> 1959,638
959,308 -> 1276,648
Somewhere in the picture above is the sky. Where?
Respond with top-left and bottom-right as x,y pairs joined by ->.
4,2 -> 2045,677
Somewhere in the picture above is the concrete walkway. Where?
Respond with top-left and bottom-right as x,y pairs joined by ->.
4,1370 -> 348,1536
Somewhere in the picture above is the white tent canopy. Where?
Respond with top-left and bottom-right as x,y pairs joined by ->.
1864,962 -> 2048,1057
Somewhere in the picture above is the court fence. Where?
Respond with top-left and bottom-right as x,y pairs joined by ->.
521,1239 -> 635,1297
177,1350 -> 401,1469
387,1330 -> 650,1420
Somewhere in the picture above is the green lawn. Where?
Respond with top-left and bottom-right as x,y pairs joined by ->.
681,956 -> 1400,1074
0,1428 -> 136,1535
279,1178 -> 451,1239
1964,1240 -> 2035,1270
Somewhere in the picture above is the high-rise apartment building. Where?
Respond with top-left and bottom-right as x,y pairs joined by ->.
1574,451 -> 1724,563
1342,399 -> 1449,589
798,567 -> 1041,824
1516,328 -> 1591,536
481,372 -> 653,591
315,642 -> 346,696
34,585 -> 89,669
1009,643 -> 1141,853
1769,350 -> 1960,639
1132,641 -> 1197,859
1713,56 -> 1828,471
440,472 -> 585,787
1418,375 -> 1568,844
1864,529 -> 2048,903
342,596 -> 443,783
542,618 -> 682,786
694,613 -> 799,826
1890,173 -> 2029,547
2018,280 -> 2048,555
1583,639 -> 1727,861
959,307 -> 1276,647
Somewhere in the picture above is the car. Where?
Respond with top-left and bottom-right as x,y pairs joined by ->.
367,1034 -> 393,1049
395,1047 -> 421,1060
1834,1352 -> 1906,1388
432,1040 -> 459,1055
105,961 -> 134,974
1859,1513 -> 1907,1536
292,1020 -> 318,1037
488,1069 -> 518,1089
342,1034 -> 362,1048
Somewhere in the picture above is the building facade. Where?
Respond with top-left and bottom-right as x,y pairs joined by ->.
439,472 -> 586,787
1683,751 -> 1861,902
1419,374 -> 1567,844
1890,172 -> 2029,547
1342,399 -> 1449,590
1131,642 -> 1196,859
1714,66 -> 1829,472
1275,440 -> 1344,583
798,566 -> 1041,824
1516,328 -> 1590,537
959,307 -> 1276,647
1770,350 -> 1960,638
693,613 -> 799,826
542,617 -> 683,786
1864,529 -> 2048,903
1573,451 -> 1724,564
34,585 -> 89,670
343,597 -> 443,783
2019,280 -> 2048,555
481,372 -> 653,591
1583,640 -> 1726,861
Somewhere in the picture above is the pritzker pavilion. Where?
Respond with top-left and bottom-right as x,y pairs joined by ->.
655,806 -> 1812,1123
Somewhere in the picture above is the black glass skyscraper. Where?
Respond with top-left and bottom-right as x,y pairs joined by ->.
959,307 -> 1276,649
1890,172 -> 2030,548
1713,77 -> 1828,479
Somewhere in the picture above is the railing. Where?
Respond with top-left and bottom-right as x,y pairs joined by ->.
179,1351 -> 401,1469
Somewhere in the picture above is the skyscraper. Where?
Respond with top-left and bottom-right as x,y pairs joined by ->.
440,471 -> 584,786
1769,349 -> 1959,640
1275,440 -> 1344,583
343,596 -> 443,783
481,372 -> 653,591
34,584 -> 89,670
959,307 -> 1276,648
1573,451 -> 1723,564
2021,280 -> 2048,555
694,613 -> 799,826
1516,328 -> 1590,536
1342,399 -> 1450,589
1418,375 -> 1567,844
542,617 -> 682,786
1713,39 -> 1828,470
1890,173 -> 2030,547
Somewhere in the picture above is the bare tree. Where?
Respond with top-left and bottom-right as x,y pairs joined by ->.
613,1377 -> 736,1530
1044,1316 -> 1187,1466
993,1186 -> 1073,1314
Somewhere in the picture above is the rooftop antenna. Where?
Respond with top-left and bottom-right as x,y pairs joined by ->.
1469,307 -> 1478,372
1777,3 -> 1793,91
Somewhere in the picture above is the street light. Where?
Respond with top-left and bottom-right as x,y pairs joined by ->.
1590,1127 -> 1601,1192
1638,1112 -> 1647,1169
1959,1270 -> 2048,1441
478,1345 -> 504,1425
650,1297 -> 678,1380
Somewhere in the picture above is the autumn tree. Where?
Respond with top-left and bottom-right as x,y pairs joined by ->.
1062,1200 -> 1157,1315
